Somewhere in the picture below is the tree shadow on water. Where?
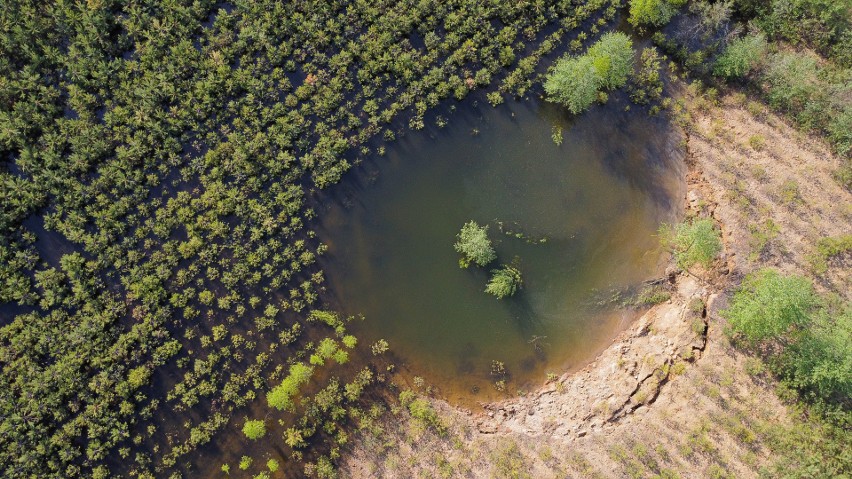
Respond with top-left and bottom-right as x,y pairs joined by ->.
504,292 -> 548,344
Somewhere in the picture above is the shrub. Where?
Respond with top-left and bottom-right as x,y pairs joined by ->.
454,221 -> 496,268
545,33 -> 634,114
630,47 -> 664,105
400,390 -> 445,432
637,286 -> 671,305
724,269 -> 851,402
659,218 -> 722,270
713,33 -> 768,79
267,363 -> 314,411
808,234 -> 852,274
586,32 -> 635,89
628,0 -> 686,27
485,265 -> 523,299
242,419 -> 266,440
828,107 -> 852,157
763,51 -> 823,124
723,269 -> 819,344
756,0 -> 852,60
784,306 -> 852,399
544,55 -> 601,114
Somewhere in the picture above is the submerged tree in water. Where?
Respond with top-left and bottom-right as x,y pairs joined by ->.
455,221 -> 496,268
242,419 -> 266,440
485,265 -> 523,299
544,32 -> 635,114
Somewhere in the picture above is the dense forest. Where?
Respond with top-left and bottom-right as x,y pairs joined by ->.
0,0 -> 849,478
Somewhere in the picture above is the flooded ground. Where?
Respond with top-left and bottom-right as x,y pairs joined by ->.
318,95 -> 685,403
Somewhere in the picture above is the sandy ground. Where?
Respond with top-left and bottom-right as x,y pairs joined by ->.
340,89 -> 851,478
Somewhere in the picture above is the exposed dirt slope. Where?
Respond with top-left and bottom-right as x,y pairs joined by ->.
341,91 -> 851,478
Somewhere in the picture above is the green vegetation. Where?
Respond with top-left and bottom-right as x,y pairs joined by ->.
0,0 -> 630,475
659,218 -> 723,270
629,47 -> 665,107
628,0 -> 686,27
722,271 -> 851,477
724,269 -> 850,401
723,269 -> 819,345
242,419 -> 267,440
713,34 -> 768,79
652,1 -> 852,166
485,265 -> 523,299
545,32 -> 634,114
636,285 -> 671,305
399,390 -> 444,433
454,221 -> 497,268
808,234 -> 852,274
1,0 -> 845,476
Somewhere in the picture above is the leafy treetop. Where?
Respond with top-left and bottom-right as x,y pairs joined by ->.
454,221 -> 496,268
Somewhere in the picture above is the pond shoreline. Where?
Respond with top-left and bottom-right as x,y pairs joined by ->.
471,167 -> 728,436
342,85 -> 851,477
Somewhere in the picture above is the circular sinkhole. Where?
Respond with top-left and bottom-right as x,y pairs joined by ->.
318,97 -> 685,403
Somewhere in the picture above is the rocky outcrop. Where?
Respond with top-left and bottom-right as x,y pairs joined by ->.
477,274 -> 712,438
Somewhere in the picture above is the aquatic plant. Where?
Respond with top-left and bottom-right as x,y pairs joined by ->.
485,265 -> 523,299
242,419 -> 267,440
455,221 -> 497,268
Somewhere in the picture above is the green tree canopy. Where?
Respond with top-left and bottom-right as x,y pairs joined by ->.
267,363 -> 314,412
545,32 -> 634,114
586,32 -> 635,89
713,33 -> 768,79
242,419 -> 266,440
485,265 -> 523,299
723,269 -> 819,344
723,269 -> 850,401
544,55 -> 601,114
454,221 -> 496,268
628,0 -> 686,27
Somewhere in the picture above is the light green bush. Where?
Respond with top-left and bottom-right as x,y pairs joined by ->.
713,33 -> 768,78
723,269 -> 818,344
485,265 -> 523,299
628,0 -> 686,27
242,419 -> 266,440
545,32 -> 634,114
454,221 -> 496,268
659,218 -> 722,270
544,55 -> 601,114
724,269 -> 851,401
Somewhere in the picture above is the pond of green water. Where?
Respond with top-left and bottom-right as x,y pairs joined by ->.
318,97 -> 684,402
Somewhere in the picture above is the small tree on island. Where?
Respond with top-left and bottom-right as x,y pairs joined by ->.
454,221 -> 496,268
485,265 -> 523,299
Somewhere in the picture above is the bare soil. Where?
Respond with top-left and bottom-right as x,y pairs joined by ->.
340,90 -> 852,478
